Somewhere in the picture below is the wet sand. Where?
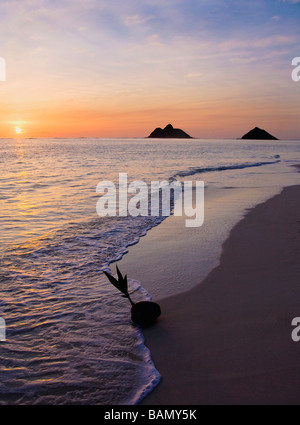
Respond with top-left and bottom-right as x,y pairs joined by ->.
140,185 -> 300,405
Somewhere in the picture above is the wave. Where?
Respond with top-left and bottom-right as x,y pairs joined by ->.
174,159 -> 281,178
0,213 -> 165,405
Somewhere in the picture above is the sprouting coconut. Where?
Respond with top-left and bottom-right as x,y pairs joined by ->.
103,266 -> 161,327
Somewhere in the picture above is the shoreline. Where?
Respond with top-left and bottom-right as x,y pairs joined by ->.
115,162 -> 300,302
139,184 -> 300,405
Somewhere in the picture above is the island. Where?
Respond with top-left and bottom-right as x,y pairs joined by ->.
148,124 -> 192,139
241,127 -> 278,140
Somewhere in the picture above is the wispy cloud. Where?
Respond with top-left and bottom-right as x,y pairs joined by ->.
124,14 -> 153,26
217,35 -> 295,51
0,0 -> 299,137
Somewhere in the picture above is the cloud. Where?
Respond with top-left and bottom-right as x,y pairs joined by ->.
124,14 -> 153,26
281,0 -> 300,3
1,0 -> 299,121
215,35 -> 296,52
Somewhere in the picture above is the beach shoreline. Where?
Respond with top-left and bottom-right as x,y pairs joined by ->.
139,183 -> 300,405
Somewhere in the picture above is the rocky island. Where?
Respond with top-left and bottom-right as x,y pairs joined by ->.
148,124 -> 192,139
241,127 -> 278,140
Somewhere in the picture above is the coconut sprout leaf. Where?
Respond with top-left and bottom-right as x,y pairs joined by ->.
116,264 -> 123,282
123,274 -> 128,294
116,265 -> 128,295
103,271 -> 121,290
103,271 -> 127,295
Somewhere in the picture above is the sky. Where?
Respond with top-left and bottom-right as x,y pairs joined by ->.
0,0 -> 299,139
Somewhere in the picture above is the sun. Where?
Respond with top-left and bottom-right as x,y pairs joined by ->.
15,127 -> 22,134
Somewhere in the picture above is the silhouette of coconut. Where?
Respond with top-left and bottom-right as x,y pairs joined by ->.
131,301 -> 161,327
103,266 -> 162,327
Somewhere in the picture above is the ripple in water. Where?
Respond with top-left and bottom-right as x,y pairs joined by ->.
0,215 -> 163,405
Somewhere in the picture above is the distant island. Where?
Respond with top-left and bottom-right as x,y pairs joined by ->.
241,127 -> 278,140
148,124 -> 192,139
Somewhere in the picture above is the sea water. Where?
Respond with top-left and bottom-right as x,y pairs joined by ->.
0,137 -> 299,404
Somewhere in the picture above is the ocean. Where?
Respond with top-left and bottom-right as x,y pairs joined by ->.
0,137 -> 299,404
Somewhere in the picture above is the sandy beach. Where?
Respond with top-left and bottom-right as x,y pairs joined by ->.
134,183 -> 300,405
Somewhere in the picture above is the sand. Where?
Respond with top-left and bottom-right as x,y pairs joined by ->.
139,184 -> 300,405
115,184 -> 281,301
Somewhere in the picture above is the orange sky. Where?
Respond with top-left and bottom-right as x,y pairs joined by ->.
1,1 -> 300,139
